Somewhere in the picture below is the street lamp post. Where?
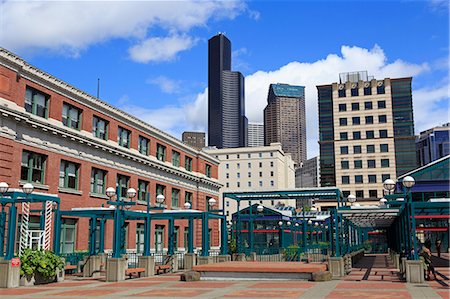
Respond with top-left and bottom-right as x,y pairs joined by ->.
0,182 -> 9,257
347,194 -> 356,207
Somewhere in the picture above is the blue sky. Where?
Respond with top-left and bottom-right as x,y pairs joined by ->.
1,0 -> 448,158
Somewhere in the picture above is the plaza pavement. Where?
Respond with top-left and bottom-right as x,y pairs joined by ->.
0,254 -> 447,299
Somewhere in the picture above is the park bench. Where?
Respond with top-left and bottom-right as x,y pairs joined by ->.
125,267 -> 146,278
64,264 -> 78,274
155,264 -> 171,275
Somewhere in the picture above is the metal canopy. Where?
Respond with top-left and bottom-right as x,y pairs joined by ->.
223,187 -> 342,202
337,207 -> 400,228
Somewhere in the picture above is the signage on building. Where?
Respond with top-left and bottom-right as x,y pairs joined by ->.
11,257 -> 20,267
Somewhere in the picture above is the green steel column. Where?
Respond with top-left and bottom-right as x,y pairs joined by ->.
201,212 -> 209,256
99,219 -> 105,254
249,205 -> 254,252
52,203 -> 61,255
220,216 -> 228,255
334,211 -> 340,257
0,204 -> 5,257
168,218 -> 174,255
279,223 -> 284,250
188,218 -> 194,253
236,201 -> 241,253
112,207 -> 121,258
89,218 -> 97,255
5,204 -> 17,260
39,202 -> 46,230
410,201 -> 418,260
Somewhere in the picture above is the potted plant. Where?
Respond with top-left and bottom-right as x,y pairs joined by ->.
20,249 -> 64,285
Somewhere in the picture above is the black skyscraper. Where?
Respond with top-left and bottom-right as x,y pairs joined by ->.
208,33 -> 247,148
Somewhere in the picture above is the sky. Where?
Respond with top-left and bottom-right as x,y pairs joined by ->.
0,0 -> 448,158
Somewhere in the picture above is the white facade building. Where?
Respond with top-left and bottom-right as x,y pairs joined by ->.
204,143 -> 296,220
247,123 -> 264,147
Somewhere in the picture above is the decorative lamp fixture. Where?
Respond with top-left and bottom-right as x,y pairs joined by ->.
184,202 -> 191,210
307,219 -> 313,225
256,204 -> 264,213
208,198 -> 216,208
402,176 -> 415,188
347,194 -> 356,204
295,222 -> 299,227
310,206 -> 318,211
106,187 -> 116,199
0,182 -> 9,194
383,179 -> 396,191
314,222 -> 319,227
22,183 -> 34,195
287,221 -> 291,226
278,221 -> 283,226
126,188 -> 137,199
156,194 -> 165,205
379,198 -> 387,205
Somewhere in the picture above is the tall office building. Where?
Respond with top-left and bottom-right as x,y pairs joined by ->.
416,123 -> 450,166
295,156 -> 320,188
317,71 -> 417,203
182,131 -> 206,150
264,83 -> 306,167
208,33 -> 247,148
247,123 -> 264,147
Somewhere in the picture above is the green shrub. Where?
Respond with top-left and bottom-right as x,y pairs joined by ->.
20,249 -> 64,279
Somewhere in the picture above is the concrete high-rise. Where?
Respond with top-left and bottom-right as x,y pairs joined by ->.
247,123 -> 264,147
264,83 -> 306,167
208,33 -> 247,148
317,71 -> 417,203
182,131 -> 205,150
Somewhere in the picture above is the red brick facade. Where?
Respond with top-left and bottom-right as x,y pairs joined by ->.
0,49 -> 221,253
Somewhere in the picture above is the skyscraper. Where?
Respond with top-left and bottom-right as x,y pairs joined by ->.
416,123 -> 450,166
317,71 -> 417,202
208,33 -> 247,148
182,131 -> 206,150
247,123 -> 264,147
264,83 -> 306,167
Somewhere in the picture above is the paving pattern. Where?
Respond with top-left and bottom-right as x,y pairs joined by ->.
0,254 -> 447,298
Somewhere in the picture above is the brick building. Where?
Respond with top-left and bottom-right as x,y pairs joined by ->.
0,48 -> 221,254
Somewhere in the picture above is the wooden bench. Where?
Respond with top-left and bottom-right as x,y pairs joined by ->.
155,264 -> 171,275
125,267 -> 146,279
64,264 -> 78,274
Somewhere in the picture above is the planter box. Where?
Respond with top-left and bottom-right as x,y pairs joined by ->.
19,268 -> 63,286
19,275 -> 35,287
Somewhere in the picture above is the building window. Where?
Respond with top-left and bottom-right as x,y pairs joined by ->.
378,115 -> 387,123
259,162 -> 262,168
237,173 -> 240,178
340,132 -> 348,140
364,85 -> 372,95
90,168 -> 106,194
379,130 -> 388,138
117,174 -> 130,198
259,171 -> 263,177
351,103 -> 359,111
172,150 -> 180,167
226,155 -> 229,159
185,156 -> 193,171
368,175 -> 377,183
259,181 -> 263,187
355,175 -> 363,184
248,153 -> 251,158
248,172 -> 251,178
338,89 -> 346,98
339,118 -> 347,126
92,116 -> 108,140
21,150 -> 46,184
25,86 -> 49,118
226,173 -> 229,179
381,159 -> 390,168
338,104 -> 347,112
136,223 -> 145,253
138,136 -> 150,155
353,131 -> 361,140
155,225 -> 164,253
270,181 -> 274,187
225,163 -> 229,169
172,188 -> 180,208
356,190 -> 364,198
378,100 -> 386,109
259,153 -> 262,158
364,101 -> 373,110
226,182 -> 229,188
340,146 -> 348,154
367,145 -> 375,153
156,184 -> 166,198
248,182 -> 252,187
365,116 -> 374,124
382,174 -> 391,182
353,145 -> 361,154
341,160 -> 349,169
352,117 -> 360,125
366,130 -> 375,139
237,182 -> 240,188
377,83 -> 385,94
342,191 -> 351,198
368,159 -> 376,168
380,144 -> 389,152
62,103 -> 82,130
205,164 -> 211,178
237,154 -> 240,159
237,163 -> 240,169
270,152 -> 274,157
342,176 -> 350,184
354,160 -> 362,169
156,143 -> 166,161
60,218 -> 76,254
248,162 -> 251,168
138,180 -> 149,202
351,87 -> 359,97
369,190 -> 378,198
117,126 -> 131,148
59,160 -> 79,190
270,171 -> 274,177
270,161 -> 274,167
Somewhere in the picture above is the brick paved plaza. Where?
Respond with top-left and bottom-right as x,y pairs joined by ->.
0,254 -> 448,299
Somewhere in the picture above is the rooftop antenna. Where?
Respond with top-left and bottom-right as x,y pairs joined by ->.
97,78 -> 100,99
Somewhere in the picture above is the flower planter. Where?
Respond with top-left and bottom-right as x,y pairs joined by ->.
19,274 -> 35,287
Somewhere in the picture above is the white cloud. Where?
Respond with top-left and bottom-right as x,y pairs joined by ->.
119,45 -> 447,159
0,1 -> 246,59
146,76 -> 182,94
129,35 -> 196,63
